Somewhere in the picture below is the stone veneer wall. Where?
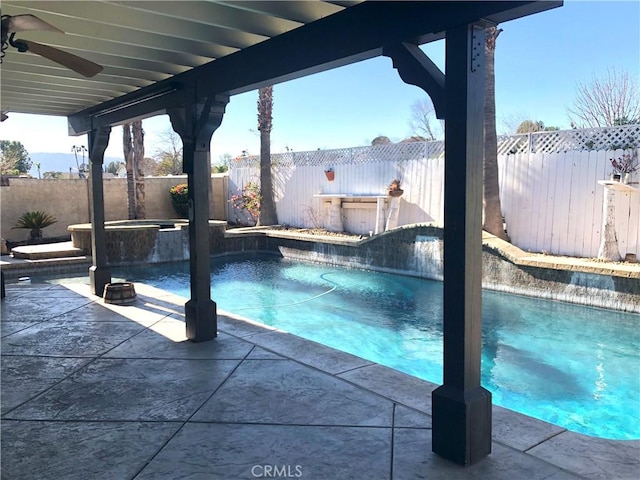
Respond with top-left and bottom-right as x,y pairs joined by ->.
265,225 -> 444,278
4,224 -> 637,312
217,225 -> 639,313
481,248 -> 638,313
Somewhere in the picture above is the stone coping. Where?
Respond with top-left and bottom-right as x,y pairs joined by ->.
224,225 -> 366,247
10,241 -> 85,260
482,231 -> 640,279
67,220 -> 226,231
68,220 -> 183,232
229,224 -> 640,279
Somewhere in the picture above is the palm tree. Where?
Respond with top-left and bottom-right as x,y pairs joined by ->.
123,123 -> 136,219
71,145 -> 87,178
133,120 -> 145,219
483,26 -> 509,241
257,86 -> 278,225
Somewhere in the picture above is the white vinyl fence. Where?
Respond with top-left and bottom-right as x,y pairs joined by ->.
229,125 -> 640,259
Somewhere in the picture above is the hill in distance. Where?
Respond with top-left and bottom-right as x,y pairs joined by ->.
28,152 -> 124,177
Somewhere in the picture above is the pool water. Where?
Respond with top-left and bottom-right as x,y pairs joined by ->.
62,254 -> 640,439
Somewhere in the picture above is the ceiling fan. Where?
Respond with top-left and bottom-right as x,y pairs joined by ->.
1,14 -> 103,78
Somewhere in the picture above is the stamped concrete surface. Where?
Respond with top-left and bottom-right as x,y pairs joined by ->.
1,281 -> 638,479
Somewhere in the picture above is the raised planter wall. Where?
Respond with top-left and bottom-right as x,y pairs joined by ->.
68,220 -> 227,266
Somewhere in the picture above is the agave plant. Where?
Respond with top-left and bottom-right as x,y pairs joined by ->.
12,211 -> 57,241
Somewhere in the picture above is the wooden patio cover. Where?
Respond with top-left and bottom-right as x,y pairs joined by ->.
2,0 -> 562,466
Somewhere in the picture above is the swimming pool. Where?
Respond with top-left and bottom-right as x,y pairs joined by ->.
55,254 -> 640,439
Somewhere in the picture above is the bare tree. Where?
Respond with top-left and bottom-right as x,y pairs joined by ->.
142,157 -> 159,176
483,26 -> 509,241
409,98 -> 442,141
257,86 -> 278,226
153,129 -> 183,175
498,111 -> 532,135
568,67 -> 640,128
0,140 -> 27,174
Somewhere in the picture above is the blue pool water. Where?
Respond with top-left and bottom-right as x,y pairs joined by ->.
66,254 -> 640,439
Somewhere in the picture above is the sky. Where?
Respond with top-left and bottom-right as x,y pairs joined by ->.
1,0 -> 638,167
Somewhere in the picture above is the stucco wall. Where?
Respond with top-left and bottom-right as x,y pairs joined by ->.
0,175 -> 228,242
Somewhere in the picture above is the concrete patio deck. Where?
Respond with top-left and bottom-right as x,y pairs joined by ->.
1,280 -> 638,479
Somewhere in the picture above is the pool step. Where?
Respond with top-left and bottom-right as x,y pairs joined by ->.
11,241 -> 86,260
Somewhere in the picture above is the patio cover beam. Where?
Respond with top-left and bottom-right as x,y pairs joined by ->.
67,1 -> 561,134
383,42 -> 446,119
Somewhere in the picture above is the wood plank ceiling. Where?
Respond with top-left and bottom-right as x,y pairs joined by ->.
1,0 -> 360,117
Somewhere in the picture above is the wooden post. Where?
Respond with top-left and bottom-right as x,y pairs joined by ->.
88,126 -> 112,297
431,23 -> 492,466
168,93 -> 229,342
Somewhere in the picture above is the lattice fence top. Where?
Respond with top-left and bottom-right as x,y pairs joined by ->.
233,140 -> 445,168
232,124 -> 640,167
497,124 -> 640,155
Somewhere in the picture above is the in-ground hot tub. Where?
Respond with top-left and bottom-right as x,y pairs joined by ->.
68,220 -> 226,265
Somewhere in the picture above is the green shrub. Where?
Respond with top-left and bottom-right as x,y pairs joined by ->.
12,211 -> 57,241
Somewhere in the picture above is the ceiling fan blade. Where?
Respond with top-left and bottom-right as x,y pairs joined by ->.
21,40 -> 103,77
2,14 -> 64,34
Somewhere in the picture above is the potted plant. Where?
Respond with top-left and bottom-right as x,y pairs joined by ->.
388,178 -> 404,197
324,167 -> 335,181
169,183 -> 189,218
609,152 -> 639,183
12,211 -> 57,242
